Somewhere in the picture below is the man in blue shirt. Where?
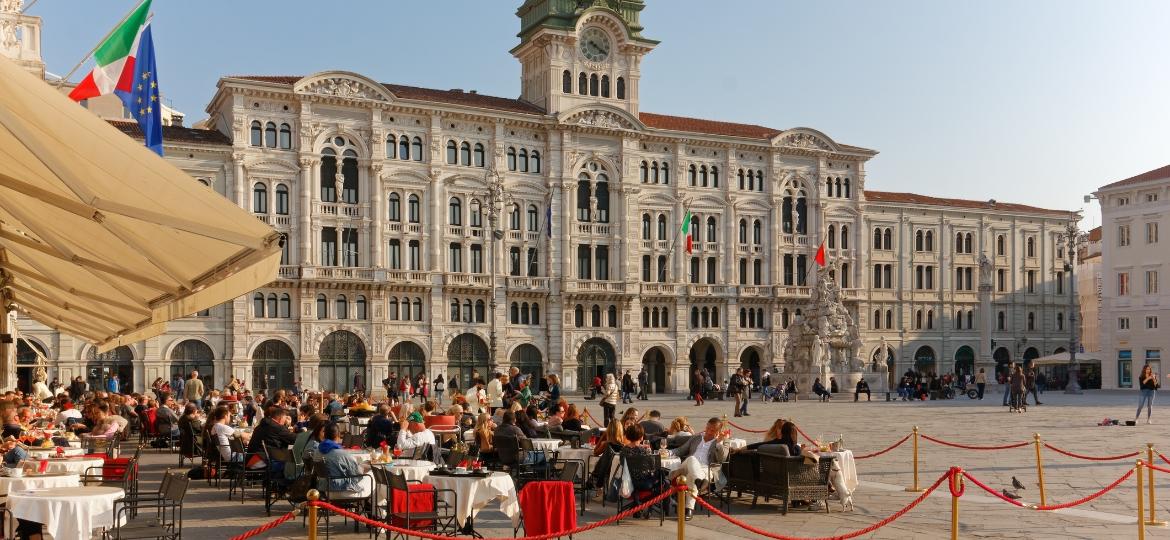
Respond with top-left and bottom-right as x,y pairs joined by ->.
107,375 -> 120,394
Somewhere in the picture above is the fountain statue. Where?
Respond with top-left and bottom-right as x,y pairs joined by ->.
782,263 -> 886,395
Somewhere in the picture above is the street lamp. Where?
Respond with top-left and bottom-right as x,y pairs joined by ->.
484,169 -> 505,372
1062,221 -> 1086,394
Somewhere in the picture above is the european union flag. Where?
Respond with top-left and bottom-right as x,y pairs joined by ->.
116,23 -> 163,155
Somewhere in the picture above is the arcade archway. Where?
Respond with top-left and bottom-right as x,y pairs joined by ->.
576,338 -> 616,391
641,347 -> 669,394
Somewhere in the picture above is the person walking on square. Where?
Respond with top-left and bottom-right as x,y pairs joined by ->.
1136,364 -> 1158,424
185,370 -> 204,410
730,368 -> 748,417
1009,365 -> 1026,413
637,367 -> 649,400
601,373 -> 620,426
621,370 -> 634,404
691,368 -> 705,406
975,368 -> 987,400
1025,368 -> 1041,405
1001,362 -> 1015,406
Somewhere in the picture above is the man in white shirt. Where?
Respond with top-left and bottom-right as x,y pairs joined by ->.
670,417 -> 731,520
55,401 -> 83,426
486,373 -> 504,414
396,412 -> 437,457
463,380 -> 487,416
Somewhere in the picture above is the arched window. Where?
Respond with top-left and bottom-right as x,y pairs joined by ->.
574,305 -> 584,327
356,295 -> 367,320
591,305 -> 601,327
996,235 -> 1006,256
528,205 -> 539,232
738,219 -> 747,244
643,214 -> 652,240
738,169 -> 745,190
253,293 -> 265,317
399,135 -> 409,161
595,175 -> 610,222
706,257 -> 717,284
884,309 -> 893,329
388,193 -> 401,221
640,161 -> 648,183
411,137 -> 422,160
473,143 -> 485,167
955,232 -> 964,253
706,217 -> 716,242
589,73 -> 599,96
273,184 -> 289,215
616,77 -> 626,99
1027,311 -> 1035,330
700,165 -> 708,187
316,294 -> 327,319
335,295 -> 348,319
927,310 -> 934,329
740,308 -> 748,328
691,307 -> 700,328
509,302 -> 519,324
531,303 -> 540,324
873,309 -> 882,329
827,177 -> 834,196
249,121 -> 262,146
475,300 -> 485,322
1026,237 -> 1035,257
1057,312 -> 1064,330
915,310 -> 923,329
883,228 -> 892,250
690,215 -> 700,243
651,162 -> 659,183
507,147 -> 517,171
408,194 -> 420,223
578,72 -> 588,95
531,151 -> 541,173
576,176 -> 590,221
607,305 -> 618,327
562,70 -> 572,93
841,225 -> 849,249
403,297 -> 412,320
507,203 -> 518,230
711,166 -> 720,188
915,231 -> 924,251
252,183 -> 267,213
600,75 -> 610,97
662,163 -> 669,184
645,307 -> 653,328
827,225 -> 836,249
459,142 -> 471,166
874,228 -> 883,249
264,122 -> 277,147
445,140 -> 457,164
997,311 -> 1006,330
519,149 -> 529,172
521,302 -> 530,324
448,197 -> 462,225
964,233 -> 973,254
449,299 -> 460,321
657,214 -> 667,240
265,294 -> 278,318
844,178 -> 851,198
925,231 -> 934,251
279,123 -> 292,149
279,293 -> 291,318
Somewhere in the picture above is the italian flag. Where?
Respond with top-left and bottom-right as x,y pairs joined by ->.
67,0 -> 153,102
681,210 -> 693,253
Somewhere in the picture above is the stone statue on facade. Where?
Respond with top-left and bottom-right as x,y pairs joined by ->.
978,253 -> 993,288
0,0 -> 22,14
333,170 -> 344,202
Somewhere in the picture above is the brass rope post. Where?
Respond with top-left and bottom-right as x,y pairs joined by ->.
677,476 -> 687,540
1138,461 -> 1147,540
905,426 -> 923,492
1147,443 -> 1167,526
950,470 -> 963,540
307,489 -> 319,540
1033,433 -> 1046,507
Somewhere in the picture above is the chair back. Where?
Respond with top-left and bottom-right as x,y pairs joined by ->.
620,453 -> 662,486
494,436 -> 521,467
164,471 -> 191,502
557,460 -> 582,483
387,469 -> 410,493
424,415 -> 456,428
757,444 -> 790,457
667,434 -> 691,449
341,432 -> 365,448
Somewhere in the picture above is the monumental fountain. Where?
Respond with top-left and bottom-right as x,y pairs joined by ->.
783,262 -> 887,395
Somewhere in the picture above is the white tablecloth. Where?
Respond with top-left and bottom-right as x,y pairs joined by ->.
379,459 -> 435,482
529,438 -> 562,452
425,472 -> 520,529
0,473 -> 79,496
820,450 -> 858,493
9,486 -> 123,540
556,447 -> 595,474
24,457 -> 104,475
27,447 -> 85,458
727,438 -> 748,450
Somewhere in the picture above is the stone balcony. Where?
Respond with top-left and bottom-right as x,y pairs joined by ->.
385,222 -> 423,234
576,223 -> 613,236
255,214 -> 292,228
300,266 -> 381,281
443,273 -> 493,288
506,276 -> 550,291
386,270 -> 430,284
564,279 -> 629,294
687,284 -> 733,296
313,202 -> 365,219
639,283 -> 677,295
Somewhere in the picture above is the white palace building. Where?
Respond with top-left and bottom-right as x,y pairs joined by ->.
4,0 -> 1082,394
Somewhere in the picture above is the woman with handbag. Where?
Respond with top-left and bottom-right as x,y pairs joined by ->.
601,373 -> 620,426
1136,364 -> 1159,424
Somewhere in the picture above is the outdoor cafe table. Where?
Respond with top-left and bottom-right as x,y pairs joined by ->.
555,447 -> 594,474
0,472 -> 79,496
820,449 -> 858,493
26,446 -> 85,458
376,459 -> 435,482
8,485 -> 123,540
431,426 -> 460,445
529,438 -> 562,452
727,438 -> 748,450
23,456 -> 104,475
424,471 -> 520,531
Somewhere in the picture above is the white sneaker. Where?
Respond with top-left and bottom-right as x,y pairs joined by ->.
1147,419 -> 1154,425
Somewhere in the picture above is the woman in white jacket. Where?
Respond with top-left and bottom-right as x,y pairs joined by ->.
486,373 -> 504,413
601,373 -> 620,426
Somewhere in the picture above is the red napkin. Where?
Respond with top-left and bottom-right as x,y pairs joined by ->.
37,460 -> 47,473
379,440 -> 388,449
349,446 -> 361,450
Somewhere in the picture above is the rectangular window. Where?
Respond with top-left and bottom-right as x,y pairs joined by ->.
926,266 -> 934,289
883,265 -> 892,289
642,255 -> 651,282
470,244 -> 483,273
753,259 -> 762,285
577,245 -> 591,280
997,269 -> 1006,292
796,255 -> 807,286
1027,270 -> 1036,293
1118,272 -> 1130,296
596,246 -> 609,280
509,248 -> 521,276
527,248 -> 539,277
448,243 -> 462,273
706,257 -> 716,284
1148,316 -> 1159,330
1147,270 -> 1159,294
1119,349 -> 1133,388
388,240 -> 401,269
1056,271 -> 1064,295
1148,222 -> 1159,244
342,228 -> 358,267
783,255 -> 793,286
1119,225 -> 1130,247
1148,350 -> 1162,361
320,227 -> 337,266
408,241 -> 420,270
1118,317 -> 1130,330
690,257 -> 700,284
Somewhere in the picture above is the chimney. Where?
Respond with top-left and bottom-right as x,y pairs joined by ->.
469,90 -> 478,94
171,112 -> 184,127
450,88 -> 464,93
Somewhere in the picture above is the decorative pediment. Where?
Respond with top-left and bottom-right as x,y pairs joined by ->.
293,71 -> 394,103
558,104 -> 645,132
771,128 -> 839,152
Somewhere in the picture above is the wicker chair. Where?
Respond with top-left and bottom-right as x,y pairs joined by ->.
758,452 -> 834,514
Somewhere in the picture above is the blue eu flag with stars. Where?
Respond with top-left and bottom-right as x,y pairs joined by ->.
116,23 -> 163,155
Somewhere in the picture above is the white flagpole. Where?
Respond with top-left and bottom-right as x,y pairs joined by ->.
53,0 -> 150,87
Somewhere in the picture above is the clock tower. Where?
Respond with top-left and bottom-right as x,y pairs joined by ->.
511,0 -> 657,116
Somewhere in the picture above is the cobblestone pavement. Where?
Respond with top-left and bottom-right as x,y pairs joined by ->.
134,389 -> 1170,539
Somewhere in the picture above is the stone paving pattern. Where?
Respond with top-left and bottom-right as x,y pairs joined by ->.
132,389 -> 1170,539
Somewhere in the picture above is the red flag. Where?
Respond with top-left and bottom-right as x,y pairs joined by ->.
814,241 -> 827,267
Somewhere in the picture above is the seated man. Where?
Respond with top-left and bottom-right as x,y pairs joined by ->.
854,379 -> 871,402
812,378 -> 831,401
396,412 -> 437,457
668,417 -> 731,521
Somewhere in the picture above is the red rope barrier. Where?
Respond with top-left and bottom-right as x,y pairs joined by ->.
854,434 -> 911,460
1043,443 -> 1140,461
1145,460 -> 1170,475
961,468 -> 1136,511
690,468 -> 956,540
920,434 -> 1030,451
793,425 -> 819,444
948,468 -> 966,498
1158,452 -> 1170,466
307,485 -> 684,540
725,420 -> 766,434
581,410 -> 604,429
228,510 -> 296,540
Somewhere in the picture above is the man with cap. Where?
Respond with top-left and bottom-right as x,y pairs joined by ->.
396,411 -> 437,454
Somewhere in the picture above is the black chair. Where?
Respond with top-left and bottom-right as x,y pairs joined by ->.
227,438 -> 266,503
312,457 -> 372,538
177,422 -> 202,467
385,471 -> 458,540
262,442 -> 293,516
554,459 -> 587,515
107,470 -> 190,540
615,453 -> 666,525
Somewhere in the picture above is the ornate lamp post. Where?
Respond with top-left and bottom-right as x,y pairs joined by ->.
484,170 -> 505,371
1063,221 -> 1086,394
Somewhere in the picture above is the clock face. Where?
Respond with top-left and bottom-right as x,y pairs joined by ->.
579,27 -> 611,62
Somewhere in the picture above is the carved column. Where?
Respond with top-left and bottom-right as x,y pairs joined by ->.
429,169 -> 444,273
725,199 -> 736,285
561,180 -> 574,281
232,153 -> 247,209
370,163 -> 384,268
298,157 -> 316,266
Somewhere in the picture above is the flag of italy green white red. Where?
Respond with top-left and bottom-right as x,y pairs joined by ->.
67,0 -> 152,102
681,210 -> 693,253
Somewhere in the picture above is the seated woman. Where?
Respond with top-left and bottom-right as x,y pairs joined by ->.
619,407 -> 639,428
592,420 -> 627,458
561,404 -> 585,432
293,413 -> 330,469
775,421 -> 802,457
618,423 -> 661,501
473,413 -> 497,463
540,375 -> 561,411
515,411 -> 538,438
365,404 -> 399,448
317,423 -> 373,498
209,406 -> 244,463
177,403 -> 203,456
545,403 -> 565,429
667,417 -> 694,438
745,419 -> 787,450
784,379 -> 799,401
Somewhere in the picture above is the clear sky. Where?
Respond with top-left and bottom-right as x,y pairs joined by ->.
28,0 -> 1170,226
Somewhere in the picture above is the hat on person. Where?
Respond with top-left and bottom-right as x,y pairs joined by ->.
407,411 -> 424,424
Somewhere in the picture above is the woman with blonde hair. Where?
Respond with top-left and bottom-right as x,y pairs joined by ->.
667,416 -> 694,437
592,419 -> 627,457
601,373 -> 620,426
473,413 -> 497,461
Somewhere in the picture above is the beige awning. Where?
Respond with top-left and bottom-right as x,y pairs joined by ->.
0,54 -> 280,352
1032,352 -> 1103,365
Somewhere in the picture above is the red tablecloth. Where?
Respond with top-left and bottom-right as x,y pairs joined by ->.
391,482 -> 436,527
518,481 -> 576,536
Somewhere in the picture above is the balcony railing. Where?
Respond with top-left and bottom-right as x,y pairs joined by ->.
688,284 -> 731,296
577,223 -> 613,235
313,202 -> 364,218
254,214 -> 292,227
640,283 -> 676,294
739,285 -> 770,296
386,270 -> 429,283
507,277 -> 549,290
301,266 -> 376,280
277,265 -> 299,279
565,280 -> 627,293
444,274 -> 492,287
778,286 -> 811,297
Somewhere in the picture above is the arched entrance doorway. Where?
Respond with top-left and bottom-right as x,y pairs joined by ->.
318,331 -> 366,394
641,347 -> 669,394
913,346 -> 937,375
388,341 -> 426,383
954,346 -> 975,377
86,346 -> 133,393
994,347 -> 1011,378
252,340 -> 296,394
509,344 -> 543,389
447,334 -> 490,389
740,347 -> 763,388
1023,347 -> 1040,367
576,338 -> 616,392
169,340 -> 214,392
688,338 -> 720,380
15,340 -> 46,394
872,346 -> 897,389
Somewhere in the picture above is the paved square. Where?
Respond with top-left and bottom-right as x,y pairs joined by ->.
140,389 -> 1169,540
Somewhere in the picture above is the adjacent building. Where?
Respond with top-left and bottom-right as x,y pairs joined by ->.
5,0 -> 1079,394
1095,165 -> 1169,389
